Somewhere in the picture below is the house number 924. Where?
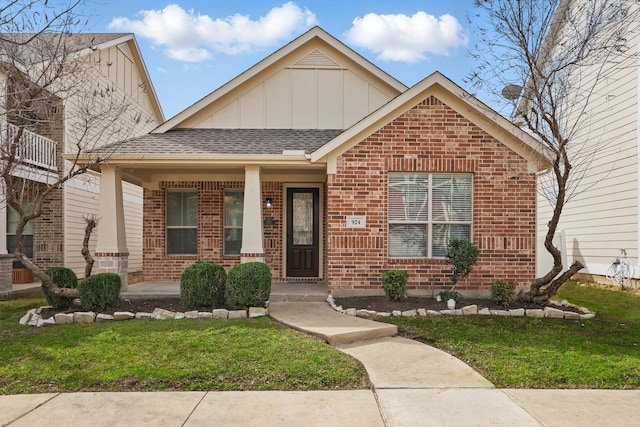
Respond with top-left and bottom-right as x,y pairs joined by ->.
346,215 -> 366,228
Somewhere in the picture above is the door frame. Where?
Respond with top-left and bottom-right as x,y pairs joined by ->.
282,183 -> 324,279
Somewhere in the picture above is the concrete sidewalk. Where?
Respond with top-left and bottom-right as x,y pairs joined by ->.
3,298 -> 640,426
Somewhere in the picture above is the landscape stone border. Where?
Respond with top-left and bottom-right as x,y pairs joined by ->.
326,296 -> 594,320
19,306 -> 269,327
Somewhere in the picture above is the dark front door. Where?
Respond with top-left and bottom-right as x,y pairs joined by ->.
286,188 -> 319,277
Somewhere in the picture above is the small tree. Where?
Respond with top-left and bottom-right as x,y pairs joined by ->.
81,214 -> 98,279
467,0 -> 640,301
445,238 -> 480,289
1,1 -> 148,298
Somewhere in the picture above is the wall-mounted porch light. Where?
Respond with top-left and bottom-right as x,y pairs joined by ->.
264,197 -> 273,209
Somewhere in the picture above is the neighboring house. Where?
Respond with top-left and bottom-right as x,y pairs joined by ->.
0,33 -> 163,290
535,3 -> 640,283
89,27 -> 548,296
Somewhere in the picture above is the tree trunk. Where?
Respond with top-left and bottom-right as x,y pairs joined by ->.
81,216 -> 97,278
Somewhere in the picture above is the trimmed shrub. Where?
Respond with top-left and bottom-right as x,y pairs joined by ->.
42,267 -> 78,309
78,273 -> 121,312
180,262 -> 227,309
438,290 -> 464,303
382,270 -> 408,301
491,280 -> 516,306
225,262 -> 272,309
445,239 -> 480,286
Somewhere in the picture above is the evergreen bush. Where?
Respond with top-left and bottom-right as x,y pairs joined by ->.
382,270 -> 408,301
78,273 -> 121,311
225,262 -> 271,309
490,280 -> 516,306
42,267 -> 78,309
445,239 -> 480,287
180,262 -> 227,309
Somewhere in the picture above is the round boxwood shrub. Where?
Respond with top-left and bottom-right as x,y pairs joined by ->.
78,273 -> 121,312
42,266 -> 78,309
490,279 -> 516,307
180,262 -> 227,309
382,270 -> 408,301
225,262 -> 272,309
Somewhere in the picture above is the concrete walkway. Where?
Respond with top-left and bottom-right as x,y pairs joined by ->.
3,289 -> 640,426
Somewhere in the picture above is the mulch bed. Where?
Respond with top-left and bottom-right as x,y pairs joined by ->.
333,295 -> 584,314
39,298 -> 196,320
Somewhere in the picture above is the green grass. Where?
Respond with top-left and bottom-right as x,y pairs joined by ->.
0,297 -> 368,394
382,282 -> 640,389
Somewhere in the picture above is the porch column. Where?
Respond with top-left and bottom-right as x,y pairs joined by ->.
94,164 -> 129,290
240,165 -> 265,263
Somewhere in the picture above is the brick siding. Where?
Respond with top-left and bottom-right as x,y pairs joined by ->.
326,95 -> 537,294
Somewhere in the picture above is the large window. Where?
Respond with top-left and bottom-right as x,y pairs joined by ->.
389,173 -> 472,258
224,190 -> 244,255
166,189 -> 197,255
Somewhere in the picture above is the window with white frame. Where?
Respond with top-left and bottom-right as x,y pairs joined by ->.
223,189 -> 244,255
388,173 -> 472,258
166,189 -> 198,255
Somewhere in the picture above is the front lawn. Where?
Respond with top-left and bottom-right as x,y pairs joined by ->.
0,297 -> 368,394
382,282 -> 640,389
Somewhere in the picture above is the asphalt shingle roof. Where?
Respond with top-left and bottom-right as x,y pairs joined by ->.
93,128 -> 344,155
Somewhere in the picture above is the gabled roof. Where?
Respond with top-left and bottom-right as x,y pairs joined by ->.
153,26 -> 407,133
311,72 -> 550,173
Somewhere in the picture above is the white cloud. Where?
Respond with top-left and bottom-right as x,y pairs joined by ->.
109,2 -> 317,62
344,11 -> 468,63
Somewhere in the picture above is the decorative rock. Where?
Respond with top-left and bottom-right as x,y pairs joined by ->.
544,307 -> 565,319
580,313 -> 595,320
42,317 -> 56,327
357,309 -> 376,318
334,305 -> 343,312
27,313 -> 40,326
560,299 -> 570,307
564,311 -> 581,320
96,313 -> 114,322
344,308 -> 357,316
401,309 -> 417,317
228,310 -> 247,319
426,310 -> 442,316
114,311 -> 135,320
212,309 -> 229,319
490,310 -> 510,316
175,312 -> 185,320
135,312 -> 152,320
197,312 -> 213,319
184,311 -> 199,319
417,308 -> 427,317
54,313 -> 75,324
377,312 -> 391,317
152,308 -> 176,320
509,308 -> 525,317
440,309 -> 463,316
391,310 -> 402,317
74,312 -> 96,324
478,308 -> 491,315
526,309 -> 545,318
35,317 -> 45,327
249,307 -> 268,318
20,309 -> 36,325
461,305 -> 478,315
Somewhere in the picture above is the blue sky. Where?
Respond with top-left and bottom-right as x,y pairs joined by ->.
85,1 -> 489,119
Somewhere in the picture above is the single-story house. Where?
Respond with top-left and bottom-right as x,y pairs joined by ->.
84,27 -> 548,296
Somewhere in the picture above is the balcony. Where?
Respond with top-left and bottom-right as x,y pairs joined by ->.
2,122 -> 57,171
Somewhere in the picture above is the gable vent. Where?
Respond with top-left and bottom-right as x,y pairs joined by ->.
290,49 -> 343,69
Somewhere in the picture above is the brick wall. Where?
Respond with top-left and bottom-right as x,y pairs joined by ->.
143,181 -> 285,281
326,95 -> 537,294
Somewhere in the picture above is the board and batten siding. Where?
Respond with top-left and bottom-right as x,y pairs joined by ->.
181,48 -> 395,130
64,174 -> 144,278
537,15 -> 640,278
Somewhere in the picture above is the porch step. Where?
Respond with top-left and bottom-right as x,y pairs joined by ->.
268,302 -> 398,345
269,282 -> 327,303
269,293 -> 327,303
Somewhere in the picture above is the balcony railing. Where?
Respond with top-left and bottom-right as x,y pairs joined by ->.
2,122 -> 57,171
